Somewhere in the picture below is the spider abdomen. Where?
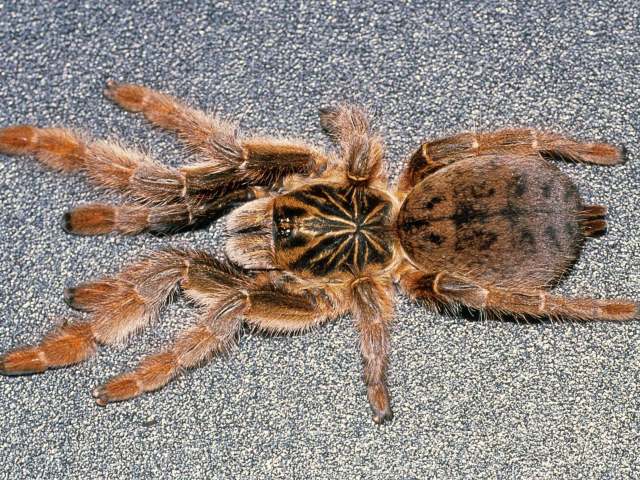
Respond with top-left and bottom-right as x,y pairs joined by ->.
272,183 -> 394,277
397,156 -> 587,288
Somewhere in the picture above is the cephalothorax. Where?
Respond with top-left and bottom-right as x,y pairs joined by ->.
0,82 -> 637,423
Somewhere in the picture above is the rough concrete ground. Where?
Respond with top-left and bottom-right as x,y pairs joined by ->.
0,1 -> 639,478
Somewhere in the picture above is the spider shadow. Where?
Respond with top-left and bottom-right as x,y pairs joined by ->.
454,305 -> 548,325
146,212 -> 229,237
426,300 -> 552,326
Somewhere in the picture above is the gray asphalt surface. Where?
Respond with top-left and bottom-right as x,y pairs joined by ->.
1,1 -> 639,478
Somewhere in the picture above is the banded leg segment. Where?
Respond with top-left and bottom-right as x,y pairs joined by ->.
105,81 -> 328,182
319,104 -> 386,186
63,187 -> 263,235
92,298 -> 245,405
104,80 -> 240,160
0,323 -> 95,375
1,245 -> 337,405
92,277 -> 334,405
1,82 -> 329,210
398,128 -> 625,192
398,268 -> 444,307
63,249 -> 193,342
351,276 -> 394,424
406,271 -> 638,321
0,125 -> 250,205
0,126 -> 186,203
0,121 -> 323,234
0,249 -> 239,375
0,128 -> 324,203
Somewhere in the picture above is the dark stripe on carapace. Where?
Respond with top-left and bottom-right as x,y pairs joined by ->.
274,184 -> 393,275
280,234 -> 309,249
289,191 -> 348,219
291,234 -> 347,274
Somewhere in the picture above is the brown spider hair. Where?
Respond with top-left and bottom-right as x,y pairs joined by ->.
0,82 -> 636,423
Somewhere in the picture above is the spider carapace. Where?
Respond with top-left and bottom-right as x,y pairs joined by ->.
0,82 -> 637,424
272,184 -> 394,276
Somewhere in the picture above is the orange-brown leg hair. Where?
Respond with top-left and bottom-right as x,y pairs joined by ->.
0,123 -> 322,204
0,244 -> 336,403
0,249 -> 246,375
0,322 -> 96,375
92,298 -> 245,405
0,126 -> 192,204
350,276 -> 394,424
397,268 -> 445,309
319,104 -> 387,187
104,80 -> 239,159
398,128 -> 626,193
1,83 -> 329,235
92,277 -> 334,405
104,81 -> 328,184
404,271 -> 638,321
64,187 -> 263,235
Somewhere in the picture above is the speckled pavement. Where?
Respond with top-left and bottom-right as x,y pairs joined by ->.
1,1 -> 639,478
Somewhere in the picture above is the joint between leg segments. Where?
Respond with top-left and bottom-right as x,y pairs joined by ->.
179,171 -> 188,198
538,292 -> 546,313
421,142 -> 432,164
471,133 -> 480,155
531,129 -> 539,150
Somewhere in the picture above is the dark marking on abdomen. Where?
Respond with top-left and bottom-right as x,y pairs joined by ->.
428,233 -> 444,245
400,217 -> 431,232
565,221 -> 576,238
499,201 -> 525,226
564,183 -> 579,202
512,174 -> 528,197
454,182 -> 496,199
545,225 -> 561,249
397,155 -> 586,289
451,202 -> 489,227
519,228 -> 536,250
455,229 -> 498,251
424,196 -> 443,210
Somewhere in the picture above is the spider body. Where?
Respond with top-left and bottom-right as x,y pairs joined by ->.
0,82 -> 637,424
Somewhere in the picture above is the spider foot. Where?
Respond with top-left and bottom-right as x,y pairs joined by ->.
368,383 -> 393,425
318,105 -> 345,136
63,280 -> 128,313
0,348 -> 47,376
104,80 -> 147,113
92,376 -> 141,406
619,145 -> 628,163
61,205 -> 116,236
0,125 -> 37,155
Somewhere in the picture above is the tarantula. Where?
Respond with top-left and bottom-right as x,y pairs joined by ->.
0,82 -> 637,424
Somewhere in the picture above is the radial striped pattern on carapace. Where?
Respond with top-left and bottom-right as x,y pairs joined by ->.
272,184 -> 394,276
